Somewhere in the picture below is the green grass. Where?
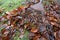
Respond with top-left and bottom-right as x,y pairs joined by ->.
0,0 -> 25,13
13,30 -> 29,40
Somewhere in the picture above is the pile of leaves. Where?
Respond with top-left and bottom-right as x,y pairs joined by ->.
0,0 -> 60,40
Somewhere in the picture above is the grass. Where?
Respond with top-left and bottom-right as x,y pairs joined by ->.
0,0 -> 25,13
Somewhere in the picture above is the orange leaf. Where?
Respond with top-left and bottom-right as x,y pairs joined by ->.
31,27 -> 38,33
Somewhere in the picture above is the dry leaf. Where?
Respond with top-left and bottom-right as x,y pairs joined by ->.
31,27 -> 38,33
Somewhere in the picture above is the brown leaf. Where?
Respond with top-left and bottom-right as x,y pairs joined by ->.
31,27 -> 38,33
49,17 -> 57,22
